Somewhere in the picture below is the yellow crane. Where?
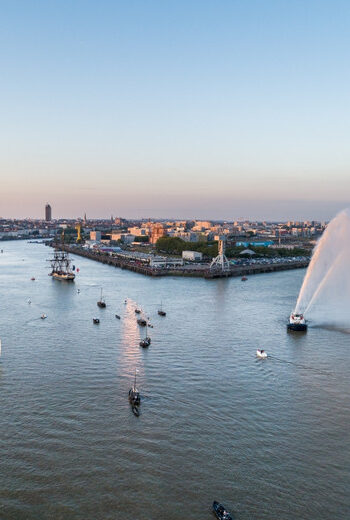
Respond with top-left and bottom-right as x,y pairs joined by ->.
75,223 -> 82,243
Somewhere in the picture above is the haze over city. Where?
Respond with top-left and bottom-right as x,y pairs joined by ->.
1,0 -> 350,219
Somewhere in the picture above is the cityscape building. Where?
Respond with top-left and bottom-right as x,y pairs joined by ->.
45,203 -> 52,221
150,223 -> 166,244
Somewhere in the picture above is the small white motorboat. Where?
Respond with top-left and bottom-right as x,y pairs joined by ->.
41,314 -> 47,320
256,349 -> 267,359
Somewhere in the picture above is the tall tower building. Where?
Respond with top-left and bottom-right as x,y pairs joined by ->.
45,203 -> 52,221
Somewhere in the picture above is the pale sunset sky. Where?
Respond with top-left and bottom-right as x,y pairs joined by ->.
0,0 -> 349,220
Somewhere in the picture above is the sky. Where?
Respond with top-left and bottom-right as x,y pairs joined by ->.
0,0 -> 349,220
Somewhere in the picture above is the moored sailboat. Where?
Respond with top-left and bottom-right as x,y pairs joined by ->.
129,369 -> 141,415
158,301 -> 166,316
140,325 -> 151,348
97,288 -> 106,308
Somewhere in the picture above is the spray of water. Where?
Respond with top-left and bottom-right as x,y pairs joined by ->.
295,208 -> 350,327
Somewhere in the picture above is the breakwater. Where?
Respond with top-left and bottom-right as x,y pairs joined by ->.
52,244 -> 309,278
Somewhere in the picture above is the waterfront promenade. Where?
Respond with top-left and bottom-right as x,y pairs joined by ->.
54,244 -> 309,278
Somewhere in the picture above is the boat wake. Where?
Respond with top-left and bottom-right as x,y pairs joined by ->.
267,355 -> 332,376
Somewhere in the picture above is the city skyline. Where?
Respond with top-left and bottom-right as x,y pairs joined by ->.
1,199 -> 349,222
1,1 -> 350,219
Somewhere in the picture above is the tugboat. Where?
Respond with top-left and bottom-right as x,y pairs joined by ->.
158,302 -> 166,316
287,312 -> 307,331
48,249 -> 75,281
97,288 -> 106,308
137,318 -> 147,327
140,325 -> 151,348
129,370 -> 141,415
212,501 -> 233,520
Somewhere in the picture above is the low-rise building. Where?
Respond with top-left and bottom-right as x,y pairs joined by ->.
149,256 -> 183,267
182,250 -> 203,261
90,231 -> 101,241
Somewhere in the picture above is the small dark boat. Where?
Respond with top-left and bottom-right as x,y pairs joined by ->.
135,309 -> 141,314
158,302 -> 166,316
115,314 -> 121,319
129,387 -> 140,406
137,318 -> 147,327
129,370 -> 141,408
212,501 -> 233,520
31,277 -> 36,281
93,318 -> 100,324
241,276 -> 247,281
140,326 -> 151,348
97,288 -> 106,308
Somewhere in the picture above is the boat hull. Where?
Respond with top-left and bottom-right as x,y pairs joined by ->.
129,389 -> 140,406
51,272 -> 75,281
287,323 -> 307,331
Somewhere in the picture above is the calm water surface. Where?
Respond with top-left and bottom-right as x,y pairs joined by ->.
0,241 -> 349,520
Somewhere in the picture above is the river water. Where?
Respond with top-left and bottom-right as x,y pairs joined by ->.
0,241 -> 348,520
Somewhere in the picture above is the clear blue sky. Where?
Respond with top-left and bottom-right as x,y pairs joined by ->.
0,0 -> 349,220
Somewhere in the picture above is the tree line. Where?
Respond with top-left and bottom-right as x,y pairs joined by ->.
156,237 -> 308,259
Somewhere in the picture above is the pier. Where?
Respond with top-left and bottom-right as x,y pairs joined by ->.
53,244 -> 309,279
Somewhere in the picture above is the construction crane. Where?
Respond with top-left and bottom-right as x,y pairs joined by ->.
210,235 -> 230,273
75,223 -> 82,243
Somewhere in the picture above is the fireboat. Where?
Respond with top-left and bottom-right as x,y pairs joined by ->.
287,312 -> 307,332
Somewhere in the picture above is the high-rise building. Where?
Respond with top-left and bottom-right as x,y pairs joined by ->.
45,203 -> 52,221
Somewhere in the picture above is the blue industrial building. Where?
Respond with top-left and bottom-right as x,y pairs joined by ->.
236,241 -> 274,248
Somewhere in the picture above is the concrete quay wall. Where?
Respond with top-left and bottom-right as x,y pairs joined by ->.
55,244 -> 309,279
